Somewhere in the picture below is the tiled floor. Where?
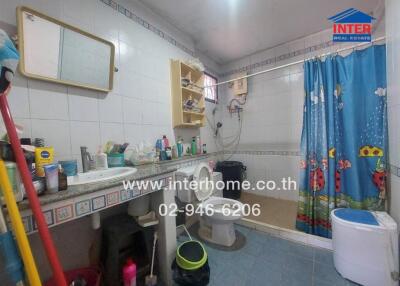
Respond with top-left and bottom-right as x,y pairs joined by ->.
178,225 -> 357,286
240,192 -> 298,230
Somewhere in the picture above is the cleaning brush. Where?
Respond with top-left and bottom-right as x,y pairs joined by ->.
145,231 -> 158,286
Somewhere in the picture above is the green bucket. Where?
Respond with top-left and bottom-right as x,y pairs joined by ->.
176,240 -> 207,271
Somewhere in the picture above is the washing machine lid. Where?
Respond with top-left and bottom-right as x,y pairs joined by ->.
334,209 -> 379,226
192,163 -> 213,201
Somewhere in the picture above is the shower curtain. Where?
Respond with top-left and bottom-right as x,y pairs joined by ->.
296,45 -> 387,238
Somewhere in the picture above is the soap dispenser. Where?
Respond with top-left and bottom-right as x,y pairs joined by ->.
95,146 -> 108,170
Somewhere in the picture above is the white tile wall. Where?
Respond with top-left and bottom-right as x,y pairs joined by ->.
2,0 -> 219,167
217,27 -> 383,201
0,0 -> 219,279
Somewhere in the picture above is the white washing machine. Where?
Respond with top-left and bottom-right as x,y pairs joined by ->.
331,208 -> 399,286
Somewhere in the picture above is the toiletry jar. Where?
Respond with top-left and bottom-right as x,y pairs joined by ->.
107,154 -> 125,168
59,160 -> 78,176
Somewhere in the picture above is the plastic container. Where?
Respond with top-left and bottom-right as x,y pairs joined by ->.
123,259 -> 136,286
43,164 -> 59,193
107,153 -> 125,168
215,161 -> 246,199
191,137 -> 197,155
44,267 -> 101,286
172,240 -> 210,285
177,141 -> 183,158
0,162 -> 24,203
35,147 -> 54,177
331,209 -> 398,286
58,160 -> 78,176
196,136 -> 201,154
95,153 -> 108,170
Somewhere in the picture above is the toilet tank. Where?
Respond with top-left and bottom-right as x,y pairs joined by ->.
175,167 -> 222,203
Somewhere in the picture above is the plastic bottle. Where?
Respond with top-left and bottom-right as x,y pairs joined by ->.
43,164 -> 59,193
196,136 -> 201,154
123,258 -> 137,286
162,135 -> 169,149
95,146 -> 108,170
177,138 -> 183,158
191,137 -> 197,155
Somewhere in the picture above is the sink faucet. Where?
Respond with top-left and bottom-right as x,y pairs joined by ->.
80,146 -> 93,173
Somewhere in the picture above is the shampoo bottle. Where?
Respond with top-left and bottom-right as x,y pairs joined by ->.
196,136 -> 201,154
95,146 -> 108,170
191,137 -> 197,155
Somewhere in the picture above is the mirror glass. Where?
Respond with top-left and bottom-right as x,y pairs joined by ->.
18,7 -> 114,91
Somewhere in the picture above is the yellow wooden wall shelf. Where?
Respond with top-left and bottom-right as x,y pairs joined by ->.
170,60 -> 205,128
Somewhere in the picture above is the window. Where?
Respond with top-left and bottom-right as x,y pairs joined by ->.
204,72 -> 218,103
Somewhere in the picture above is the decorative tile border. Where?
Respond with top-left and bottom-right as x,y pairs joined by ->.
99,0 -> 220,77
100,0 -> 195,56
223,150 -> 301,156
221,40 -> 336,78
18,174 -> 173,234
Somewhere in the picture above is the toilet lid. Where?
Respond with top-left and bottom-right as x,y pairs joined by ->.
192,163 -> 213,201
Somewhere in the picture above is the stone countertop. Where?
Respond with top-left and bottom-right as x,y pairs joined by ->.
17,163 -> 177,210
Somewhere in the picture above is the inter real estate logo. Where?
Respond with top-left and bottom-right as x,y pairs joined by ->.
328,8 -> 375,42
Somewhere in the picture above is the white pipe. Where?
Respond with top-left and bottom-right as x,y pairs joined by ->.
205,36 -> 386,88
91,212 -> 101,230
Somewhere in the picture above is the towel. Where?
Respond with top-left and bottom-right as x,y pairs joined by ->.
0,30 -> 19,93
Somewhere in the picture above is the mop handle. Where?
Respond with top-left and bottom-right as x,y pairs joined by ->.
0,159 -> 41,285
0,87 -> 67,286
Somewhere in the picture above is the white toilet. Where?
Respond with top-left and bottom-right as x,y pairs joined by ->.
175,163 -> 244,247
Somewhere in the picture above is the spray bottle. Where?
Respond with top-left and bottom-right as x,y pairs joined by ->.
123,258 -> 137,286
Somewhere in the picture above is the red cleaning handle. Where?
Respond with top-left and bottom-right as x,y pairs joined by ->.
0,86 -> 67,286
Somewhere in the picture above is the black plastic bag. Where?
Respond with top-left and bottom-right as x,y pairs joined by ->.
171,258 -> 210,286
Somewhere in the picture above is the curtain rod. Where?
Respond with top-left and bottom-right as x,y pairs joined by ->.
205,36 -> 386,88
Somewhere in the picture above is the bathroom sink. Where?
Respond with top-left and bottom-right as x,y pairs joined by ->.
67,167 -> 137,186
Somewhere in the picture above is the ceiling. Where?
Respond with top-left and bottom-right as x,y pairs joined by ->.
138,0 -> 380,64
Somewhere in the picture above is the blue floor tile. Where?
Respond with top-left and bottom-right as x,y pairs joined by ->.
314,248 -> 334,267
314,262 -> 348,286
286,240 -> 315,260
245,258 -> 282,286
176,229 -> 354,286
235,224 -> 252,236
258,244 -> 289,266
285,254 -> 313,276
281,271 -> 313,286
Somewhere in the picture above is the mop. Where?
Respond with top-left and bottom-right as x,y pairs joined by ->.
145,231 -> 158,286
0,29 -> 67,285
0,158 -> 41,285
0,206 -> 24,286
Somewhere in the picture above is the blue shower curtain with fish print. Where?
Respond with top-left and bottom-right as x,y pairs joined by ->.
296,45 -> 387,238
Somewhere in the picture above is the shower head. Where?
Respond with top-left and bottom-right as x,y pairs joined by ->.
215,122 -> 222,137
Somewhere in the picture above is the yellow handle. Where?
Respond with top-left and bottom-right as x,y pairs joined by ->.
0,159 -> 42,286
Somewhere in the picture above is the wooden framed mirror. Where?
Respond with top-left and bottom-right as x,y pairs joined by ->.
17,6 -> 115,92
